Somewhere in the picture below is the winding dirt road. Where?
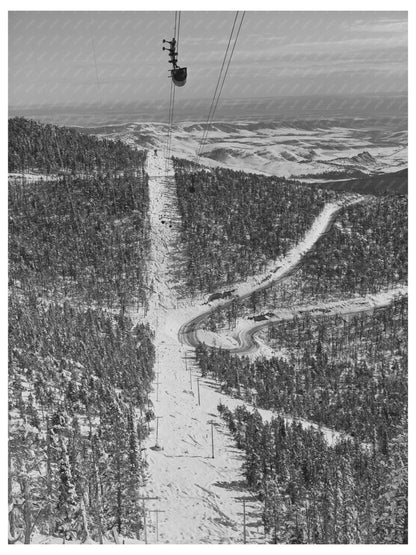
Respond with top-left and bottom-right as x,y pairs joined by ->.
179,196 -> 407,355
178,197 -> 360,353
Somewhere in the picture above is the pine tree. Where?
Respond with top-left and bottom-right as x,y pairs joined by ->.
56,436 -> 79,541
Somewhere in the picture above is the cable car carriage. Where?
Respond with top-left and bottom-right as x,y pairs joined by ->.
163,37 -> 187,87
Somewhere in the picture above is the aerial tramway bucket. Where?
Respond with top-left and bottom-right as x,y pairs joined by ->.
163,37 -> 187,88
171,67 -> 187,87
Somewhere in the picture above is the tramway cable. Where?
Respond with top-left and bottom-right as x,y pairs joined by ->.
162,11 -> 245,172
195,12 -> 239,162
195,11 -> 245,165
164,11 -> 183,170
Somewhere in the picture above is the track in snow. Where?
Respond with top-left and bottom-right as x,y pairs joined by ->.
139,153 -> 266,544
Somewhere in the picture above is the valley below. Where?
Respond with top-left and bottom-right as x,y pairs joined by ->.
8,112 -> 408,544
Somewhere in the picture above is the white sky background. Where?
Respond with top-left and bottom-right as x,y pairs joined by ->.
9,10 -> 407,107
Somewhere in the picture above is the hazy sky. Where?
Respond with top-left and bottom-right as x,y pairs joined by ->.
9,11 -> 408,107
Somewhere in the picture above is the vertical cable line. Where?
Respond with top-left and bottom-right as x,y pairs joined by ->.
176,12 -> 181,51
165,11 -> 180,171
195,12 -> 239,161
195,11 -> 245,165
168,11 -> 180,160
174,11 -> 178,41
168,86 -> 176,161
208,12 -> 245,136
165,81 -> 176,172
165,79 -> 174,159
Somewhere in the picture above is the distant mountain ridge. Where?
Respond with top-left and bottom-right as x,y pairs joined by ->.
84,119 -> 407,181
313,168 -> 408,196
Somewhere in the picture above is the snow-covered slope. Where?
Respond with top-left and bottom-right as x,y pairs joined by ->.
95,120 -> 407,178
131,152 -> 406,543
131,152 -> 265,544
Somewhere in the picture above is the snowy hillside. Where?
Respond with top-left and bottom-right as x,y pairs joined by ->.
92,120 -> 407,178
8,118 -> 408,544
132,152 -> 407,543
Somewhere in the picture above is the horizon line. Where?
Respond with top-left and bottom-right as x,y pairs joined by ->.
9,92 -> 409,111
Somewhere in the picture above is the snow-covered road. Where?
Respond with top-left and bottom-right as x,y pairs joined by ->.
178,194 -> 367,353
190,286 -> 408,355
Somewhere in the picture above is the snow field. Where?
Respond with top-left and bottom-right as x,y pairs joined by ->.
133,152 -> 265,543
97,121 -> 408,178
